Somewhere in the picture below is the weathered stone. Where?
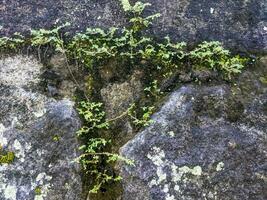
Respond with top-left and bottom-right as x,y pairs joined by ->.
0,56 -> 82,200
101,70 -> 143,119
120,65 -> 267,200
0,0 -> 266,53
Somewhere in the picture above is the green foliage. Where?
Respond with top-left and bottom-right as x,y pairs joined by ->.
0,33 -> 25,52
127,2 -> 161,33
0,145 -> 15,165
127,104 -> 154,127
68,27 -> 121,69
0,0 -> 248,196
30,23 -> 69,52
77,101 -> 109,136
189,41 -> 247,78
144,80 -> 163,98
140,37 -> 187,77
77,102 -> 135,194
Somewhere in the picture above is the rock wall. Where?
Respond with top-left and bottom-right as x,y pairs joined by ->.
0,56 -> 82,200
119,58 -> 267,200
0,1 -> 267,200
0,0 -> 266,53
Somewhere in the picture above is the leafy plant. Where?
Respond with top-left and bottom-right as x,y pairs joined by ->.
76,102 -> 135,194
0,33 -> 25,52
189,41 -> 247,78
68,27 -> 122,69
30,23 -> 69,52
0,0 -> 249,196
127,104 -> 154,127
77,101 -> 109,136
144,80 -> 163,98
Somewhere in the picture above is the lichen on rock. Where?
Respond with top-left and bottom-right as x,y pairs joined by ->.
120,62 -> 267,200
0,55 -> 82,200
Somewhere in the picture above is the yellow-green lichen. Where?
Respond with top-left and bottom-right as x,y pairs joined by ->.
0,145 -> 15,164
34,186 -> 42,195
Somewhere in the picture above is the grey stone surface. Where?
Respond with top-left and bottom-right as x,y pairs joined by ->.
0,0 -> 266,53
120,61 -> 267,200
0,56 -> 82,200
100,70 -> 143,119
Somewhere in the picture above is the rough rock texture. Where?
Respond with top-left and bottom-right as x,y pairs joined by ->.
0,56 -> 82,200
101,70 -> 143,119
120,60 -> 267,200
100,70 -> 143,151
0,0 -> 266,53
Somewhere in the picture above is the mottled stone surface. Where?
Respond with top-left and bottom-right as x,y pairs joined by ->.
0,56 -> 82,200
100,70 -> 143,119
0,0 -> 266,53
120,60 -> 267,200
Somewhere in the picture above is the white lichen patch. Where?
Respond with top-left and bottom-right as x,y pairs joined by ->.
171,165 -> 202,184
3,185 -> 17,200
0,124 -> 8,146
147,147 -> 166,166
34,183 -> 51,200
33,109 -> 47,118
165,194 -> 175,200
147,147 -> 168,186
32,172 -> 53,200
167,131 -> 175,137
180,166 -> 202,176
12,88 -> 48,119
13,139 -> 25,162
36,172 -> 52,185
174,185 -> 180,192
0,56 -> 41,87
216,162 -> 224,172
210,8 -> 214,14
147,146 -> 204,199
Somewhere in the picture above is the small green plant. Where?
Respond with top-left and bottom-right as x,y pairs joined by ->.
78,137 -> 133,194
77,101 -> 109,136
68,27 -> 121,69
31,23 -> 69,52
189,41 -> 247,78
76,102 -> 136,194
0,33 -> 25,53
52,135 -> 60,142
127,104 -> 154,127
144,80 -> 163,98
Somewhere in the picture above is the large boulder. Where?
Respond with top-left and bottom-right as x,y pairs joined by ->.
120,60 -> 267,200
0,0 -> 266,53
0,56 -> 82,200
